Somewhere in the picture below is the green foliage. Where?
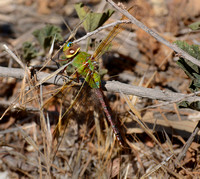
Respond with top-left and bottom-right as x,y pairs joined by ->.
179,101 -> 200,111
22,25 -> 63,64
22,41 -> 37,63
32,25 -> 63,51
175,41 -> 200,89
188,21 -> 200,30
175,40 -> 200,110
74,3 -> 114,32
175,41 -> 200,62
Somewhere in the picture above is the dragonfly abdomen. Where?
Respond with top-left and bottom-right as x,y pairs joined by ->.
94,88 -> 123,146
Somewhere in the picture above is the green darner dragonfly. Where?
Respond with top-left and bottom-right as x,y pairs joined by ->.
54,11 -> 129,146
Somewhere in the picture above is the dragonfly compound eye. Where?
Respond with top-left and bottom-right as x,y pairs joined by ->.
67,42 -> 73,47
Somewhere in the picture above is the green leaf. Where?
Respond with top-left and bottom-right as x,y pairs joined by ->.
175,41 -> 200,61
179,101 -> 200,111
74,3 -> 114,32
32,25 -> 63,51
175,40 -> 200,111
175,41 -> 200,91
188,21 -> 200,30
22,41 -> 37,63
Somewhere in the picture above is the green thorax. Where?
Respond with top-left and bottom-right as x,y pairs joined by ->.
63,42 -> 101,89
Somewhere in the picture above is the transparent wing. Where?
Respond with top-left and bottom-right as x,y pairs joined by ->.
92,7 -> 134,62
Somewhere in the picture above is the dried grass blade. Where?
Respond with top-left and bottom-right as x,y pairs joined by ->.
141,154 -> 174,178
16,125 -> 46,164
3,44 -> 25,69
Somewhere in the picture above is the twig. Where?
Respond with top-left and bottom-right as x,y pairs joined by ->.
3,44 -> 25,69
0,123 -> 36,135
144,91 -> 200,109
177,121 -> 200,163
73,20 -> 130,44
0,100 -> 39,113
0,66 -> 200,103
106,0 -> 200,67
104,80 -> 200,102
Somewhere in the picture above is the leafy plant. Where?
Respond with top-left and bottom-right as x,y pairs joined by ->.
22,41 -> 37,63
22,25 -> 63,63
32,24 -> 63,51
74,3 -> 114,32
188,21 -> 200,30
175,40 -> 200,110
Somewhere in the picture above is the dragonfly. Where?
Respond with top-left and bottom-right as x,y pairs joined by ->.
54,11 -> 130,146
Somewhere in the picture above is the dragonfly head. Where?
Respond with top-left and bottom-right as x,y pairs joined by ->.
63,42 -> 80,58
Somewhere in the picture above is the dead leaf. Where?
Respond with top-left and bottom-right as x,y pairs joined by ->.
107,158 -> 120,178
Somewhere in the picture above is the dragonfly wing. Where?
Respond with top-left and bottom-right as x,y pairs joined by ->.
92,6 -> 134,62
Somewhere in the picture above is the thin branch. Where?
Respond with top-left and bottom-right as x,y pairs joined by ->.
0,100 -> 39,113
1,66 -> 200,103
73,20 -> 130,44
104,80 -> 200,102
144,91 -> 200,109
106,0 -> 200,67
177,121 -> 200,163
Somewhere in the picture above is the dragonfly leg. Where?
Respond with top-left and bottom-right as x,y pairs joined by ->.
75,71 -> 80,83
